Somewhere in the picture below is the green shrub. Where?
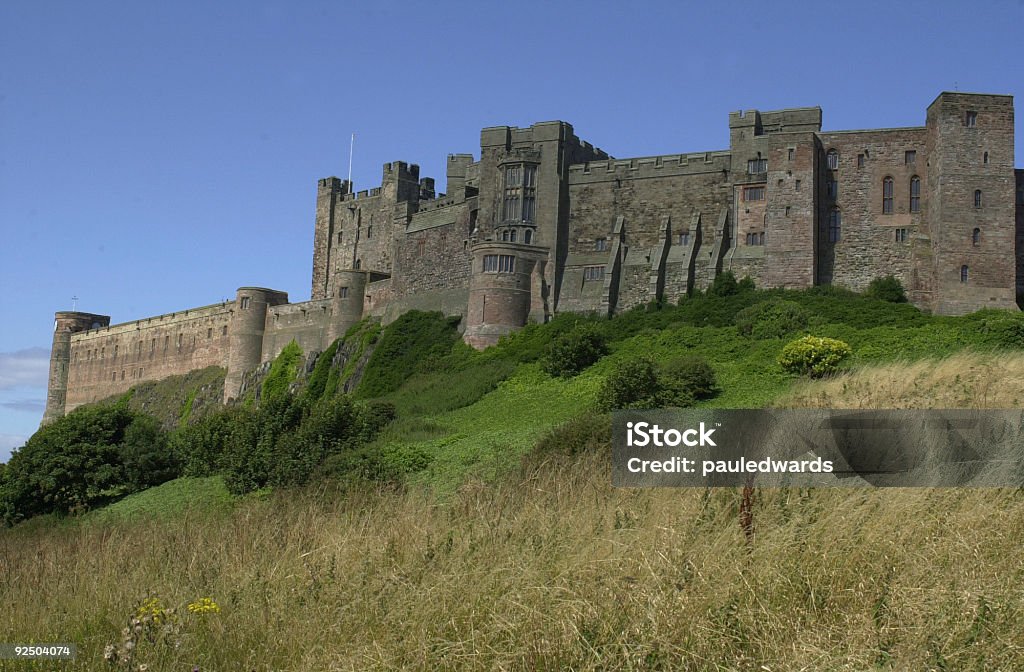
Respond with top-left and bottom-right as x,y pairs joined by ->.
865,276 -> 908,303
708,271 -> 740,297
778,335 -> 852,378
660,356 -> 718,405
356,311 -> 460,399
262,340 -> 303,404
0,405 -> 175,523
968,309 -> 1024,349
596,358 -> 664,411
734,300 -> 809,339
737,275 -> 756,292
542,325 -> 609,377
530,412 -> 611,459
304,338 -> 341,403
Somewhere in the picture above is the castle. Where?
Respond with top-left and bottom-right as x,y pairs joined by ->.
44,91 -> 1024,423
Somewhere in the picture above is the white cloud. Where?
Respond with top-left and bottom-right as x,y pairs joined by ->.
0,347 -> 50,391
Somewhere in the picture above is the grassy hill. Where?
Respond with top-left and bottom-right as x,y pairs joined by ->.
3,283 -> 1024,669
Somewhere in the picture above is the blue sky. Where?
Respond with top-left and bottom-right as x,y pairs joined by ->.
1,1 -> 1022,461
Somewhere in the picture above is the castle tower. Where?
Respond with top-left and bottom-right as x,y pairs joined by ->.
223,287 -> 288,401
464,241 -> 549,349
42,311 -> 110,425
325,270 -> 367,345
310,177 -> 351,301
925,92 -> 1016,314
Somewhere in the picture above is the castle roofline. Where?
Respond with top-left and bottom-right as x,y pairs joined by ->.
927,91 -> 1013,110
820,126 -> 927,135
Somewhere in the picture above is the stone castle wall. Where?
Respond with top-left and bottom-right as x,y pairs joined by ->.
44,92 -> 1023,423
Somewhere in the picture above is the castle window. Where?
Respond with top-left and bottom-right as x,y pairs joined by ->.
744,186 -> 765,201
501,229 -> 510,242
222,326 -> 228,336
678,231 -> 690,246
972,228 -> 981,246
583,265 -> 605,281
965,111 -> 977,127
112,372 -> 116,381
355,259 -> 361,269
910,176 -> 920,213
747,158 -> 767,174
961,265 -> 969,283
509,229 -> 517,243
483,254 -> 515,273
176,334 -> 182,349
826,179 -> 837,199
895,228 -> 908,243
524,230 -> 533,244
164,335 -> 169,350
745,232 -> 765,246
828,208 -> 841,242
974,190 -> 983,208
207,328 -> 212,339
114,344 -> 118,359
795,180 -> 801,191
366,225 -> 372,239
595,238 -> 607,252
339,287 -> 348,298
904,150 -> 916,165
788,148 -> 795,161
502,164 -> 537,223
857,154 -> 865,168
983,151 -> 989,165
882,177 -> 894,214
785,206 -> 791,217
826,150 -> 838,170
417,239 -> 426,256
240,296 -> 251,310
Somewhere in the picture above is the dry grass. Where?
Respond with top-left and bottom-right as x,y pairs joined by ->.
4,353 -> 1024,670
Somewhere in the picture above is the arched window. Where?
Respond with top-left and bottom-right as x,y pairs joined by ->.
354,258 -> 361,269
972,228 -> 981,246
882,177 -> 894,214
974,190 -> 983,208
828,207 -> 841,242
826,149 -> 839,170
524,229 -> 533,244
960,265 -> 969,283
509,229 -> 517,243
501,229 -> 510,242
909,176 -> 920,213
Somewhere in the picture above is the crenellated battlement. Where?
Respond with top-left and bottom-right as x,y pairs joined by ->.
568,151 -> 731,183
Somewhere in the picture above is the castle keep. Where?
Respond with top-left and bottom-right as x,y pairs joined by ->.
44,92 -> 1024,422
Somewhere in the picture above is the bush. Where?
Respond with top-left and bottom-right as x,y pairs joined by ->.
660,356 -> 718,405
356,311 -> 460,398
0,405 -> 175,523
542,325 -> 609,377
778,335 -> 852,378
968,309 -> 1024,349
529,413 -> 611,460
734,300 -> 809,339
865,276 -> 908,303
708,271 -> 740,297
596,358 -> 663,411
262,340 -> 303,404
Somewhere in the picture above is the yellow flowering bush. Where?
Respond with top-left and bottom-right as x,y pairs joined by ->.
187,597 -> 221,615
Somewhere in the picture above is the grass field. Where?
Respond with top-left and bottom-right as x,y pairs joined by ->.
4,289 -> 1024,669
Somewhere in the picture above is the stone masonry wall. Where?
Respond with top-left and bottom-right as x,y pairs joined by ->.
66,302 -> 234,412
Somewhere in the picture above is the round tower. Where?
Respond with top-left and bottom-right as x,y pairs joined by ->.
223,287 -> 288,402
42,311 -> 110,425
326,270 -> 367,346
464,241 -> 548,349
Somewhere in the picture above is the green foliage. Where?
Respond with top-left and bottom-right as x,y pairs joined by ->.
262,340 -> 303,404
88,476 -> 232,523
305,338 -> 341,403
737,275 -> 756,292
0,405 -> 176,524
172,407 -> 251,478
356,311 -> 460,399
660,356 -> 718,405
966,309 -> 1024,349
596,358 -> 664,411
778,335 -> 853,378
708,270 -> 740,297
324,443 -> 432,484
734,300 -> 810,339
542,325 -> 609,377
865,275 -> 908,303
530,412 -> 611,458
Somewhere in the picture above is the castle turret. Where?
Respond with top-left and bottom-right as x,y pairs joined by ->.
223,287 -> 288,401
42,311 -> 110,425
464,241 -> 549,349
325,270 -> 367,345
